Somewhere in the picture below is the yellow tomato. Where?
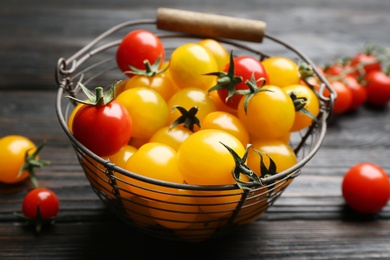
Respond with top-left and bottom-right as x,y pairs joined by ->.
199,39 -> 230,70
116,87 -> 169,140
283,84 -> 320,132
202,111 -> 249,146
169,43 -> 218,91
123,142 -> 184,201
177,129 -> 245,186
149,125 -> 193,151
261,56 -> 301,87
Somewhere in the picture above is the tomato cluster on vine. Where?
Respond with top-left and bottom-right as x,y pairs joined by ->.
318,44 -> 390,115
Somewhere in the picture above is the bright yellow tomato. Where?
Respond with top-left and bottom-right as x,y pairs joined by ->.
124,72 -> 179,102
261,56 -> 301,87
247,138 -> 297,178
201,111 -> 249,146
198,39 -> 230,70
116,87 -> 169,140
148,189 -> 201,230
0,135 -> 37,184
123,142 -> 184,201
167,87 -> 217,126
283,84 -> 320,132
149,125 -> 193,151
168,43 -> 218,91
177,129 -> 245,186
237,85 -> 295,140
122,195 -> 156,227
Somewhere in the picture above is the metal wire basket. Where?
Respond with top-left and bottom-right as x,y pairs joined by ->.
55,8 -> 335,242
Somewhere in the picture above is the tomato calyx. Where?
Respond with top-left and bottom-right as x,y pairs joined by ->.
14,204 -> 56,235
237,73 -> 269,114
18,140 -> 50,188
67,82 -> 118,106
169,105 -> 200,132
289,92 -> 318,123
125,56 -> 168,77
206,51 -> 243,102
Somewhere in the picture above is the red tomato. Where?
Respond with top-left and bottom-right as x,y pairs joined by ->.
324,81 -> 353,115
342,163 -> 390,214
349,52 -> 381,78
217,56 -> 269,109
22,188 -> 60,219
72,100 -> 132,157
116,30 -> 165,75
364,70 -> 390,107
343,76 -> 367,111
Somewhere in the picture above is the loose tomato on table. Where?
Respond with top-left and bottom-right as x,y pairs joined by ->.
0,135 -> 47,186
349,51 -> 381,79
342,162 -> 390,214
116,30 -> 165,75
69,83 -> 132,157
323,80 -> 353,116
343,76 -> 367,111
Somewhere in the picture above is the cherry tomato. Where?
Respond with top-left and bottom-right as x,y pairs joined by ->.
177,129 -> 245,186
217,56 -> 269,109
168,43 -> 218,91
116,87 -> 169,140
261,56 -> 301,87
199,39 -> 230,70
149,125 -> 192,151
72,100 -> 132,157
123,142 -> 184,201
116,30 -> 165,75
342,162 -> 390,214
364,70 -> 390,107
148,189 -> 201,229
22,188 -> 59,219
343,76 -> 367,111
323,81 -> 353,115
201,111 -> 249,146
123,71 -> 179,102
174,212 -> 220,242
122,196 -> 156,227
0,135 -> 37,184
237,85 -> 295,140
246,139 -> 297,178
166,87 -> 216,126
349,52 -> 381,79
283,84 -> 320,132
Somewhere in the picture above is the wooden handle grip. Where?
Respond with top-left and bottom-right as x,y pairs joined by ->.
156,8 -> 266,42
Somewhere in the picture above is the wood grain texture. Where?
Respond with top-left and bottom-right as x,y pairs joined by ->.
1,0 -> 390,259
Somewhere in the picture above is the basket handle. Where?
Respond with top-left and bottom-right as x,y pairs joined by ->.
156,8 -> 266,42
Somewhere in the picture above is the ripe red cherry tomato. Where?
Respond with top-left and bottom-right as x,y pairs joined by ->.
217,56 -> 269,109
349,52 -> 381,78
343,76 -> 367,111
72,100 -> 132,157
116,30 -> 165,75
364,70 -> 390,107
324,81 -> 353,115
342,163 -> 390,214
22,188 -> 60,219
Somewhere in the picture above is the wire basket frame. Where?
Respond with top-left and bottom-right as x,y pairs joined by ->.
55,15 -> 334,242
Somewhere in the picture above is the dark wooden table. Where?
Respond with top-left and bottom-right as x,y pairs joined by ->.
1,0 -> 390,259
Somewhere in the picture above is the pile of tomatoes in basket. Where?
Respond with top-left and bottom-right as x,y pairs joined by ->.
68,29 -> 323,188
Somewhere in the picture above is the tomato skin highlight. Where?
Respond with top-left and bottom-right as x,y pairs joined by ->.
0,135 -> 37,184
22,188 -> 59,219
342,163 -> 390,214
116,30 -> 165,75
72,101 -> 132,157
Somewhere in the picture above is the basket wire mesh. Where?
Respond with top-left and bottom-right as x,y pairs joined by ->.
55,13 -> 334,242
